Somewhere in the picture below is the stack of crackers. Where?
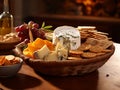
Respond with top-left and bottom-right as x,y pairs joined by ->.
68,26 -> 113,60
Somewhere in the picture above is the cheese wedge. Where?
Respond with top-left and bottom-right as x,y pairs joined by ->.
45,51 -> 58,61
33,45 -> 50,59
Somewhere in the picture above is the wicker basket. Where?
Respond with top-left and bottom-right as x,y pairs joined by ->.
14,45 -> 115,76
0,41 -> 20,50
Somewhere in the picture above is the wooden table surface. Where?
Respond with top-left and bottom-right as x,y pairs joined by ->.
0,43 -> 120,90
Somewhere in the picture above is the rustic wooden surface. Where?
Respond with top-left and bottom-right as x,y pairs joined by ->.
0,43 -> 120,90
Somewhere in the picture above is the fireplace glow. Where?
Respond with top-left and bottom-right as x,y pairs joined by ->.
43,0 -> 120,18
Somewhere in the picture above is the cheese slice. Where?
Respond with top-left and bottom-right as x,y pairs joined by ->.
53,26 -> 81,50
33,45 -> 50,59
45,51 -> 58,61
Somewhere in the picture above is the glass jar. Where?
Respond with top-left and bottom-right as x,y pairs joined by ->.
0,0 -> 13,35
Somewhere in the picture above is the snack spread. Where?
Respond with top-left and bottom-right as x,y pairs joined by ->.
23,38 -> 54,58
21,25 -> 113,61
0,55 -> 20,66
75,26 -> 113,59
0,33 -> 20,43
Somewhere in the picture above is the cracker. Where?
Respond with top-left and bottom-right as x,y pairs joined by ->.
93,34 -> 108,40
96,52 -> 106,56
4,59 -> 12,65
69,50 -> 83,57
98,40 -> 113,49
85,38 -> 99,46
102,49 -> 112,53
0,56 -> 5,65
81,52 -> 97,58
5,55 -> 15,61
89,45 -> 104,53
81,33 -> 89,39
0,55 -> 20,66
78,43 -> 91,51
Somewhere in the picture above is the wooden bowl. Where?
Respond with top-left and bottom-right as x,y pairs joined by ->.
14,45 -> 115,76
0,41 -> 20,50
0,57 -> 23,78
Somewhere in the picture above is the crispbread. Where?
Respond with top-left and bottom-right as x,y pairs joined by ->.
81,52 -> 97,58
69,50 -> 83,57
89,45 -> 104,53
78,43 -> 91,51
0,56 -> 5,65
98,40 -> 113,49
0,55 -> 20,66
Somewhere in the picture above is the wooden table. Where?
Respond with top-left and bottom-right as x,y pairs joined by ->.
0,43 -> 120,90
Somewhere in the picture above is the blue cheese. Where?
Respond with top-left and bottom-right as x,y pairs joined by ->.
33,45 -> 50,59
53,26 -> 81,50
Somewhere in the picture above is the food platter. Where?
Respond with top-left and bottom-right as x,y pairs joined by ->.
0,33 -> 20,50
0,55 -> 23,77
11,21 -> 115,76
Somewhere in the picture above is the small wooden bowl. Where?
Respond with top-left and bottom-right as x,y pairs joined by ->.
14,45 -> 115,76
0,41 -> 20,50
0,58 -> 23,78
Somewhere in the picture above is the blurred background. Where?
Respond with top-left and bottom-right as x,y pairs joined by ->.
0,0 -> 120,43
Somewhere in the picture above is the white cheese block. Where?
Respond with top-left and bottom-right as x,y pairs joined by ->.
33,45 -> 50,59
53,26 -> 81,50
45,51 -> 58,61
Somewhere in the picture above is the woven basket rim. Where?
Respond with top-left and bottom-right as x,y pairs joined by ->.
0,40 -> 21,50
0,40 -> 20,44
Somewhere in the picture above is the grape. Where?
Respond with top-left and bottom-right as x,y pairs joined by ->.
15,24 -> 28,32
15,26 -> 20,32
22,29 -> 29,35
31,28 -> 39,39
17,31 -> 24,37
19,24 -> 27,31
34,30 -> 45,39
16,21 -> 47,42
28,21 -> 34,28
32,23 -> 39,29
39,30 -> 45,36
